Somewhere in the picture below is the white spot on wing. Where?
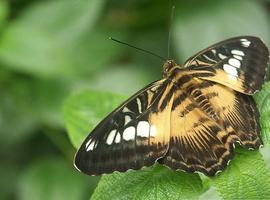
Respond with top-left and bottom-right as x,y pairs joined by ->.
124,115 -> 132,125
202,54 -> 217,63
231,49 -> 245,56
137,121 -> 150,137
233,55 -> 243,60
115,132 -> 121,143
86,141 -> 95,151
211,49 -> 217,54
242,41 -> 251,47
123,126 -> 136,141
218,53 -> 227,59
85,138 -> 92,148
150,125 -> 157,137
136,98 -> 142,113
123,107 -> 131,113
228,58 -> 241,68
240,38 -> 251,47
223,64 -> 238,77
106,129 -> 116,145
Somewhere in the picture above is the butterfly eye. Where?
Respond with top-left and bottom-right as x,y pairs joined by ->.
164,61 -> 173,72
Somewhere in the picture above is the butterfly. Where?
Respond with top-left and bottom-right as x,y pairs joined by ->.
74,36 -> 269,176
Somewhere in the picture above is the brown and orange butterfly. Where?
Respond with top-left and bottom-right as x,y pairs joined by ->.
74,36 -> 269,176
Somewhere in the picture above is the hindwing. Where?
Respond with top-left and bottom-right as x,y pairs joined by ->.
159,77 -> 262,176
195,79 -> 261,149
158,80 -> 234,176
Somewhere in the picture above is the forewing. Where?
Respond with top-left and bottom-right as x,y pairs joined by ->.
74,79 -> 175,175
184,36 -> 269,94
158,86 -> 234,176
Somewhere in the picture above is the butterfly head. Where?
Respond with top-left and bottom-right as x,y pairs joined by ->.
163,60 -> 177,77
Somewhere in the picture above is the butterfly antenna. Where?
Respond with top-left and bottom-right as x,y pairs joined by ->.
167,5 -> 175,59
109,37 -> 166,61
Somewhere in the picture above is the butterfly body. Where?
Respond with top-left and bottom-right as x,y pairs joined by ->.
75,36 -> 269,176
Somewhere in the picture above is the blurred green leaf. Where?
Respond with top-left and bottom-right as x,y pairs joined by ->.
90,64 -> 155,95
254,82 -> 270,146
32,78 -> 72,127
173,0 -> 270,62
0,72 -> 73,146
91,164 -> 203,200
63,90 -> 126,148
0,0 -> 122,78
210,149 -> 270,200
0,1 -> 8,30
0,73 -> 39,145
18,158 -> 99,200
0,164 -> 19,200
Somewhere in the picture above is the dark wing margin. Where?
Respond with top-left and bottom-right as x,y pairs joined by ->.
74,79 -> 175,176
183,36 -> 269,94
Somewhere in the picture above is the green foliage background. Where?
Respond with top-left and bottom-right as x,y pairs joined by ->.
1,0 -> 270,199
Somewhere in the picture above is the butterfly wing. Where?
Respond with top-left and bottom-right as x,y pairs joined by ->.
195,79 -> 261,149
74,79 -> 175,175
158,83 -> 234,176
159,77 -> 262,176
184,36 -> 269,94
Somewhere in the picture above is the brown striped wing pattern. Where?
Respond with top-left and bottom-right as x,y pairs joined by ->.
159,78 -> 261,176
196,79 -> 261,150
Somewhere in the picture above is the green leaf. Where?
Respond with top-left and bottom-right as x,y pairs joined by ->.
260,147 -> 270,170
0,1 -> 8,30
18,158 -> 99,200
0,0 -> 122,78
0,71 -> 73,147
210,148 -> 270,200
63,90 -> 126,148
254,82 -> 270,146
90,64 -> 155,95
0,164 -> 20,200
91,164 -> 203,200
32,78 -> 72,127
199,187 -> 221,200
173,0 -> 270,62
0,72 -> 39,145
